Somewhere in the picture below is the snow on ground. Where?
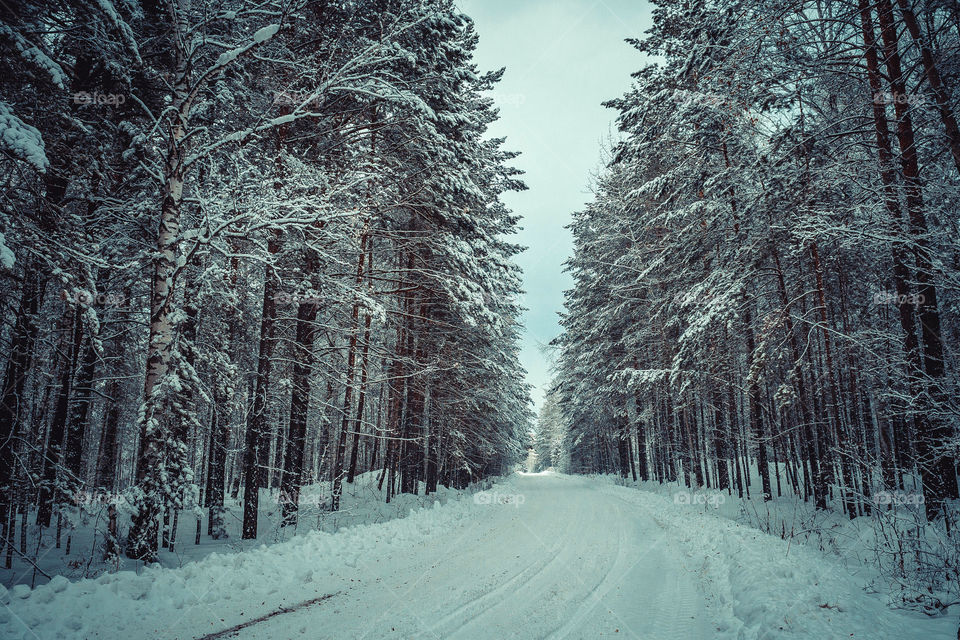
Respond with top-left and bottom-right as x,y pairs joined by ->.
2,472 -> 955,639
0,472 -> 462,589
593,476 -> 956,639
604,464 -> 959,615
0,475 -> 498,640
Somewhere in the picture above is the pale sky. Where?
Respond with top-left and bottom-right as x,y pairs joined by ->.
459,0 -> 654,409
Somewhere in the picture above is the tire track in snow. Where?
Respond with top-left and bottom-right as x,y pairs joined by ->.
430,544 -> 566,637
543,509 -> 629,639
220,474 -> 714,640
431,495 -> 578,638
602,482 -> 719,639
195,593 -> 338,640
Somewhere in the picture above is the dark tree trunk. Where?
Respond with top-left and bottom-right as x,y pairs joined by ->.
206,254 -> 238,538
64,333 -> 96,483
771,244 -> 823,507
37,307 -> 83,527
808,244 -> 856,517
743,305 -> 772,501
617,415 -> 630,479
876,0 -> 958,518
895,0 -> 960,175
712,387 -> 729,492
636,417 -> 649,482
0,270 -> 44,534
332,231 -> 369,510
95,397 -> 120,491
205,407 -> 229,538
241,236 -> 280,540
280,299 -> 318,526
347,298 -> 373,484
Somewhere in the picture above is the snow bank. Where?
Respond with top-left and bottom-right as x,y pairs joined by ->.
596,480 -> 956,639
1,471 -> 459,589
605,468 -> 958,613
0,477 -> 518,639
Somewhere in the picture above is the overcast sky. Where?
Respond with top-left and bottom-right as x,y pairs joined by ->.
458,0 -> 654,410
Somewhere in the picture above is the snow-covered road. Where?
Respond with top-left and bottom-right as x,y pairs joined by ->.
5,472 -> 953,639
234,472 -> 711,639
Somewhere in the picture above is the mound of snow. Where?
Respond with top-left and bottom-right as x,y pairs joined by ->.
0,477 -> 517,640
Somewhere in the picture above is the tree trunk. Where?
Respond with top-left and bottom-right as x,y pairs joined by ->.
332,230 -> 369,510
127,34 -> 191,560
0,270 -> 44,536
712,386 -> 729,492
241,235 -> 281,539
280,298 -> 318,526
347,302 -> 373,484
617,415 -> 630,479
743,305 -> 772,501
808,243 -> 856,516
895,0 -> 960,175
876,0 -> 958,518
64,331 -> 96,484
37,307 -> 82,527
771,243 -> 823,507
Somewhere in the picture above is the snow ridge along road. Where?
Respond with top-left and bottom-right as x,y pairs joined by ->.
4,472 -> 952,639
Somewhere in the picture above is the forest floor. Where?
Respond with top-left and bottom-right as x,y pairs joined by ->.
2,472 -> 957,639
0,472 -> 465,589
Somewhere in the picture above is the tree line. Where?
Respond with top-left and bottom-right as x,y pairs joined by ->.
0,0 -> 531,565
548,0 -> 959,525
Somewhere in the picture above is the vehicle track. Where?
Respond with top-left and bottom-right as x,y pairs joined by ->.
225,474 -> 713,640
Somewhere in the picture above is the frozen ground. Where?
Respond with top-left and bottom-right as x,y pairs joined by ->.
0,472 -> 462,588
2,472 -> 956,639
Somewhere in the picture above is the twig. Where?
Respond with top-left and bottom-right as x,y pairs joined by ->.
0,533 -> 53,581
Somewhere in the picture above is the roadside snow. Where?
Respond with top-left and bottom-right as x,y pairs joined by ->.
596,478 -> 956,639
0,472 -> 461,589
2,473 -> 953,639
1,476 -> 516,639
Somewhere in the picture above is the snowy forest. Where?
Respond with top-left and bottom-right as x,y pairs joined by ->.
0,0 -> 530,568
3,0 -> 960,638
538,0 -> 960,621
